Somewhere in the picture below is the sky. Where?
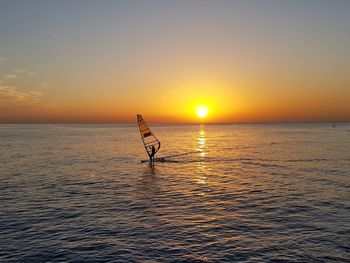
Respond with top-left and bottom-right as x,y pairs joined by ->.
0,0 -> 349,123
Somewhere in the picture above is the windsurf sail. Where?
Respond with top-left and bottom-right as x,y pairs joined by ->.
137,114 -> 161,157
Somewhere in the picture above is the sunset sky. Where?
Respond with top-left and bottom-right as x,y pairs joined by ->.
0,0 -> 349,123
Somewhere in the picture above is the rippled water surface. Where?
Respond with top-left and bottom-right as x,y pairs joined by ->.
1,123 -> 350,262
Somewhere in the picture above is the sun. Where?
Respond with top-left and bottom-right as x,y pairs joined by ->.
196,105 -> 209,118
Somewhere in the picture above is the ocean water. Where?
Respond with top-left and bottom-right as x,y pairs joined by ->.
0,123 -> 349,262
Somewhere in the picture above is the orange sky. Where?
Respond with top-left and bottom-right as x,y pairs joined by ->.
1,1 -> 350,123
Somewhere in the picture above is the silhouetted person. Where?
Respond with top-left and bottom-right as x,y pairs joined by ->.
149,145 -> 156,164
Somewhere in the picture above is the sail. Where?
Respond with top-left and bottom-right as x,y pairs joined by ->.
137,114 -> 161,156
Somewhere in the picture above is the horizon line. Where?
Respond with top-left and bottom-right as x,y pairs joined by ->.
0,120 -> 348,125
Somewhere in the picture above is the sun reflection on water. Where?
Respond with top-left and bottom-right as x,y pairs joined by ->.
196,125 -> 208,186
197,125 -> 206,157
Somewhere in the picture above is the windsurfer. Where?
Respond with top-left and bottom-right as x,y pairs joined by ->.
137,114 -> 160,164
149,145 -> 156,164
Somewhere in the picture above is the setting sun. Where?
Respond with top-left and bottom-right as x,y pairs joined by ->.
196,105 -> 209,119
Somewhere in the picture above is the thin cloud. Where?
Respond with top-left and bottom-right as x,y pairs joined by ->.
0,59 -> 64,121
0,85 -> 64,113
27,72 -> 37,77
41,81 -> 52,90
0,85 -> 43,105
14,69 -> 27,73
2,69 -> 37,81
14,68 -> 37,77
4,74 -> 17,80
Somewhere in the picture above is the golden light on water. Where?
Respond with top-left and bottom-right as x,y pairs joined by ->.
198,128 -> 206,157
196,126 -> 207,186
196,105 -> 209,119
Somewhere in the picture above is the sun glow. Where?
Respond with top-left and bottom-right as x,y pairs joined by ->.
196,105 -> 209,118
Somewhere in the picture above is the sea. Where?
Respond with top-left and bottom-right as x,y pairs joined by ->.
0,123 -> 349,262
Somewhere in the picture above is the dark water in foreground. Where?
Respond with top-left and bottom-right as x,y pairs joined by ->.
1,123 -> 349,262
